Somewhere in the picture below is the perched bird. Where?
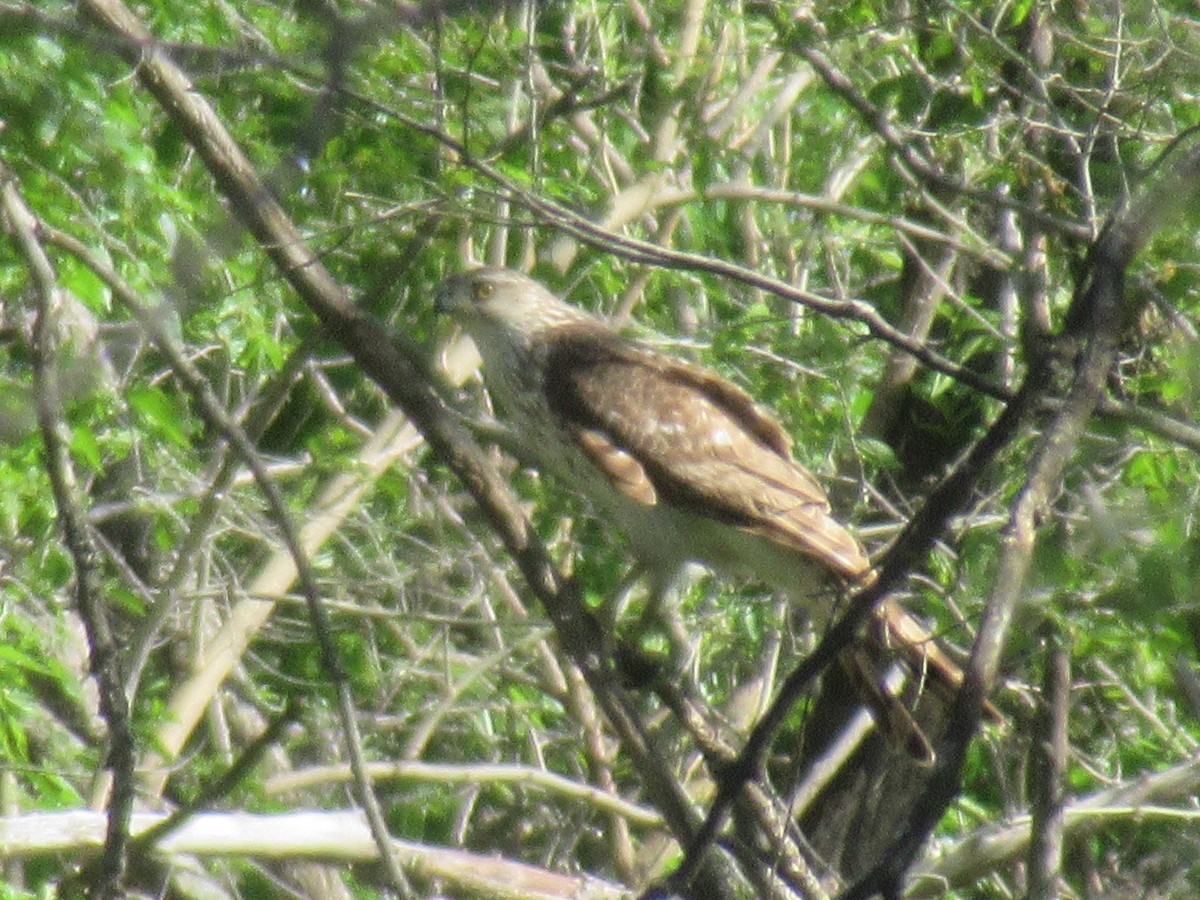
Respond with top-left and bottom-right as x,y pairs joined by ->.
436,267 -> 975,755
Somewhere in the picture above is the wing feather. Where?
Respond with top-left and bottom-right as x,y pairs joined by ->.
572,426 -> 658,505
541,331 -> 869,579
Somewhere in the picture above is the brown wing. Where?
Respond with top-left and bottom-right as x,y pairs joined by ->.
541,330 -> 869,579
573,427 -> 658,505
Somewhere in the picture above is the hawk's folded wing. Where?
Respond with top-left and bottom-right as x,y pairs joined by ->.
541,332 -> 871,582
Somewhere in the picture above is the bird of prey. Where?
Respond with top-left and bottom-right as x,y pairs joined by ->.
435,267 -> 972,750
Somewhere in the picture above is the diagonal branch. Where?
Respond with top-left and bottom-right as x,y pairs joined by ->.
32,159 -> 416,898
75,2 -> 747,895
657,356 -> 1041,899
335,85 -> 1016,403
0,157 -> 134,900
843,139 -> 1200,900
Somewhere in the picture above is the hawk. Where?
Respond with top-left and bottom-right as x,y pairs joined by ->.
435,267 -> 971,749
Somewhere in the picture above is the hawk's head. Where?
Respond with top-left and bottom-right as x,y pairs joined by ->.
435,268 -> 598,351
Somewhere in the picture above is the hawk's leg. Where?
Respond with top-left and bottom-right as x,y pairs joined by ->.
595,566 -> 644,634
601,563 -> 702,680
633,564 -> 702,676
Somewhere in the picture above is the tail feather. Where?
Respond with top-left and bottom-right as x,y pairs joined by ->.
872,597 -> 1004,724
840,647 -> 936,764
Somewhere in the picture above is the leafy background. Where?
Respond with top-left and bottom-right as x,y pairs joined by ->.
2,0 -> 1200,897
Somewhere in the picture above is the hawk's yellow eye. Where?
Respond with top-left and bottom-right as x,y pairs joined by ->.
472,281 -> 494,302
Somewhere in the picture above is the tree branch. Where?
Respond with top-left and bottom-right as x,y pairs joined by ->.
909,754 -> 1200,896
843,137 -> 1200,900
75,2 -> 746,894
0,157 -> 134,900
0,809 -> 629,900
1026,630 -> 1069,900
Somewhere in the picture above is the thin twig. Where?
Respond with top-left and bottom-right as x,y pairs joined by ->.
751,5 -> 1092,242
264,758 -> 662,826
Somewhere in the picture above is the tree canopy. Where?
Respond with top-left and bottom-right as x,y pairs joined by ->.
3,1 -> 1200,898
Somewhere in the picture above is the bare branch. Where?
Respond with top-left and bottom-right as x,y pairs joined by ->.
910,755 -> 1200,896
1026,630 -> 1069,900
0,157 -> 134,900
265,759 -> 663,827
0,810 -> 630,900
75,1 -> 748,893
845,136 -> 1200,900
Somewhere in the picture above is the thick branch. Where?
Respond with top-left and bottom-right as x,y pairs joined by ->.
844,139 -> 1200,900
75,2 -> 743,894
1026,631 -> 1070,900
0,810 -> 628,900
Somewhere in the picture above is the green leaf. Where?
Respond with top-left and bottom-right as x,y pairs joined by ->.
69,425 -> 102,471
127,386 -> 189,446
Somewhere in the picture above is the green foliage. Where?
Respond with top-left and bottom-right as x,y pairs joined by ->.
3,0 -> 1200,897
